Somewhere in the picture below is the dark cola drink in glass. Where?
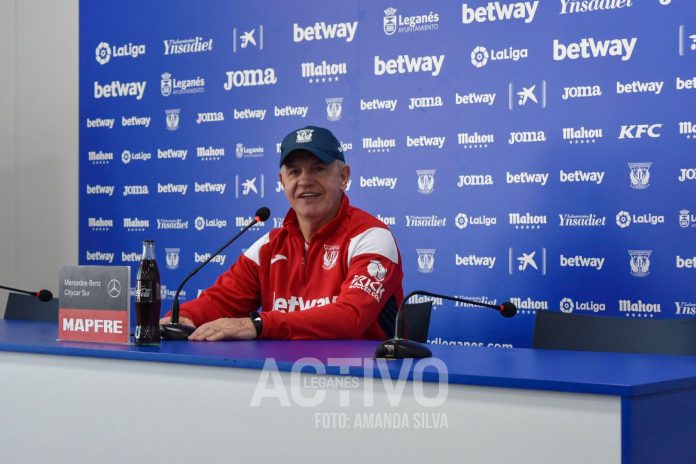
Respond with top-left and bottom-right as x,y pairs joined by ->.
135,240 -> 161,346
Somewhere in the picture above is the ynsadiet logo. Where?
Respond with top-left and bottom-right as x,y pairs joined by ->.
560,0 -> 634,14
471,45 -> 528,68
163,37 -> 213,55
374,54 -> 444,77
553,36 -> 637,61
383,6 -> 440,35
95,41 -> 145,65
559,214 -> 606,227
462,2 -> 539,24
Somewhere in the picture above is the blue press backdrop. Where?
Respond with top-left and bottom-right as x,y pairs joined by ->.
79,0 -> 696,347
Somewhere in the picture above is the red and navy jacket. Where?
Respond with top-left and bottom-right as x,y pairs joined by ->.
178,195 -> 404,339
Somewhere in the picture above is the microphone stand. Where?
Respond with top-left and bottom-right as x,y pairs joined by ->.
374,290 -> 517,359
161,209 -> 269,340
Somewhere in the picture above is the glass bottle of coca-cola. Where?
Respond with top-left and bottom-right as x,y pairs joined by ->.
135,240 -> 161,346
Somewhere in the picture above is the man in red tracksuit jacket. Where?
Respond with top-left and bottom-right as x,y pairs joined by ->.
161,125 -> 404,341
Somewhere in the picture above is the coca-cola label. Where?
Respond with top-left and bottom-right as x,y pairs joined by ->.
136,281 -> 160,303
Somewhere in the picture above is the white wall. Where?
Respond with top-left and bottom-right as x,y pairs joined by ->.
0,0 -> 78,314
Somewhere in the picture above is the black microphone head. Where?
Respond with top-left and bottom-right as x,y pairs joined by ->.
499,302 -> 517,318
37,289 -> 53,302
255,207 -> 271,222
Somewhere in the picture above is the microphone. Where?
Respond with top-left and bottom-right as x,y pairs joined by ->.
161,207 -> 271,340
374,290 -> 517,359
0,285 -> 53,302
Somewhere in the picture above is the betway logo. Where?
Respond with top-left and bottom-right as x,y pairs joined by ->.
293,21 -> 358,43
360,98 -> 397,112
374,54 -> 444,77
560,170 -> 605,184
86,118 -> 115,129
462,1 -> 539,24
456,254 -> 496,269
233,108 -> 266,120
194,252 -> 226,266
617,80 -> 664,95
406,135 -> 446,148
455,92 -> 496,106
619,124 -> 662,139
274,105 -> 308,118
194,182 -> 226,194
86,251 -> 114,264
676,76 -> 696,91
121,116 -> 150,128
506,171 -> 548,186
560,0 -> 634,14
273,294 -> 339,311
553,37 -> 637,62
157,183 -> 188,195
121,252 -> 140,263
677,255 -> 696,269
94,80 -> 146,100
85,184 -> 114,196
360,176 -> 397,189
157,148 -> 187,160
560,254 -> 605,270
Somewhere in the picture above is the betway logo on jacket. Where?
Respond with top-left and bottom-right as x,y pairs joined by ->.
293,21 -> 358,42
553,37 -> 637,62
462,1 -> 539,24
94,80 -> 146,100
374,54 -> 444,77
273,294 -> 339,311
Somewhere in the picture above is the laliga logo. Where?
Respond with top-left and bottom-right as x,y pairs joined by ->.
471,46 -> 489,68
194,216 -> 206,231
455,213 -> 469,229
560,298 -> 574,314
616,211 -> 631,228
95,42 -> 111,65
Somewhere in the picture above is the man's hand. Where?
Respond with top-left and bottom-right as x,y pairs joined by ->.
159,316 -> 196,328
188,317 -> 257,341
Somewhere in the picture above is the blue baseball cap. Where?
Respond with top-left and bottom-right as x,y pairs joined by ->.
279,126 -> 345,167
